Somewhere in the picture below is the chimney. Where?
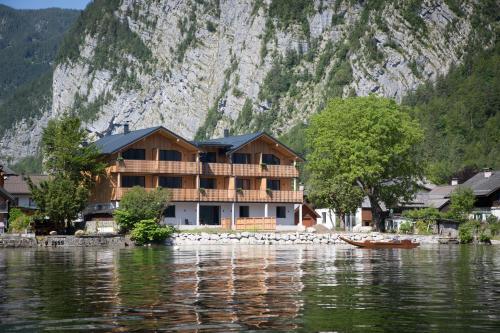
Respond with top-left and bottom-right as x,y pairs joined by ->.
483,168 -> 492,178
223,129 -> 230,137
451,178 -> 459,186
123,123 -> 129,134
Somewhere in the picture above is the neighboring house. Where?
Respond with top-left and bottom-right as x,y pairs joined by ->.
294,203 -> 320,228
315,203 -> 369,231
461,169 -> 500,221
0,164 -> 17,233
3,175 -> 48,214
87,126 -> 304,230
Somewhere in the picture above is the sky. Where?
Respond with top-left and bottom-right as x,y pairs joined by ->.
0,0 -> 91,10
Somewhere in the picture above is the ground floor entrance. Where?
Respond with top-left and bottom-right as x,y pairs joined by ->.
200,205 -> 220,225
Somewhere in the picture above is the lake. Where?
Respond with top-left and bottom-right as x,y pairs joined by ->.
0,245 -> 499,332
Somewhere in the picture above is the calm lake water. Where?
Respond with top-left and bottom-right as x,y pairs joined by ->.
0,245 -> 499,332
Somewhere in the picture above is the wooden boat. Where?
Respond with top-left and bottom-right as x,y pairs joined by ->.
339,236 -> 419,249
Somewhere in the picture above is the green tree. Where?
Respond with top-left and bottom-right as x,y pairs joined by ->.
130,219 -> 175,245
29,116 -> 105,232
114,187 -> 171,232
448,187 -> 476,222
306,96 -> 424,230
308,177 -> 364,229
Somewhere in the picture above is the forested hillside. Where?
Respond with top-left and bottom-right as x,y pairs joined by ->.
404,39 -> 500,184
0,5 -> 79,102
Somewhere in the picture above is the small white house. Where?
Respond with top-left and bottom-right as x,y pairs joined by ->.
315,208 -> 362,231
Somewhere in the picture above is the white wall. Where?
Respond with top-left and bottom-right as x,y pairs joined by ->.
162,202 -> 295,226
316,208 -> 336,229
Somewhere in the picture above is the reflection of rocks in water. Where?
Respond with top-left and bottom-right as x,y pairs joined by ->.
165,246 -> 304,331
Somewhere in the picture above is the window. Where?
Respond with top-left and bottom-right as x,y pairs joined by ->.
159,177 -> 182,188
322,212 -> 327,224
262,154 -> 280,165
163,205 -> 176,218
200,152 -> 216,163
239,206 -> 250,218
232,153 -> 251,164
236,178 -> 250,190
267,179 -> 280,191
122,176 -> 145,187
200,178 -> 216,189
159,150 -> 181,161
122,149 -> 146,160
276,206 -> 286,218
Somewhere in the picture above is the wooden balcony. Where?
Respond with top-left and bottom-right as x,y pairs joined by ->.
110,160 -> 198,175
201,163 -> 232,176
108,159 -> 298,178
232,163 -> 299,178
114,188 -> 303,203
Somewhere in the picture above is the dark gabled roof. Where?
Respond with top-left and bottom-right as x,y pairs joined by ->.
0,187 -> 15,202
462,170 -> 500,196
4,175 -> 49,195
194,132 -> 304,160
94,126 -> 198,154
0,164 -> 17,176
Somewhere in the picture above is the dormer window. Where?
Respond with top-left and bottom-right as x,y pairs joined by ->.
262,154 -> 280,165
122,148 -> 145,160
160,150 -> 181,161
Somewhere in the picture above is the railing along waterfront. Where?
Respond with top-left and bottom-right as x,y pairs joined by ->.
109,159 -> 298,178
114,188 -> 303,203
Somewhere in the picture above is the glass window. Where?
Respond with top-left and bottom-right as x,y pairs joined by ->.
122,176 -> 145,188
262,154 -> 280,165
122,149 -> 146,160
236,178 -> 250,190
322,212 -> 327,223
239,206 -> 250,218
200,178 -> 216,189
159,150 -> 181,161
232,153 -> 251,164
200,152 -> 216,163
267,179 -> 280,191
164,205 -> 176,218
276,206 -> 286,218
159,177 -> 182,188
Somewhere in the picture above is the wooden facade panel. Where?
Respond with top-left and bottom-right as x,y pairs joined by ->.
126,132 -> 197,162
235,137 -> 295,165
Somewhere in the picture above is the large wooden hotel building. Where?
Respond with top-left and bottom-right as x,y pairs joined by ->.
87,126 -> 305,230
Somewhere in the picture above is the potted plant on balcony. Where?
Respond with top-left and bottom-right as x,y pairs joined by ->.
236,187 -> 243,194
260,162 -> 267,170
266,188 -> 273,196
199,187 -> 206,195
116,156 -> 124,165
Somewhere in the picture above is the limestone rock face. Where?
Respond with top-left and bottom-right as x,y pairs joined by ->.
0,0 -> 493,161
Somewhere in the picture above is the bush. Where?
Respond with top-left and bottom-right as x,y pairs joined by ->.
130,219 -> 175,245
458,220 -> 480,243
114,187 -> 171,232
8,208 -> 31,233
415,220 -> 432,235
399,221 -> 413,234
479,232 -> 491,243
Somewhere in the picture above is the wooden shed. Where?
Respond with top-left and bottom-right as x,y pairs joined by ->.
294,204 -> 320,227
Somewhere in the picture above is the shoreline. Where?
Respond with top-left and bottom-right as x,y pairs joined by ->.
1,232 -> 497,248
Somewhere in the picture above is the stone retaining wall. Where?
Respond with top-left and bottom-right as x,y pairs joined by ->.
170,232 -> 441,246
0,234 -> 132,248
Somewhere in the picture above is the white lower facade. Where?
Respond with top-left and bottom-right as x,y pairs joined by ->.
315,208 -> 362,230
162,202 -> 296,227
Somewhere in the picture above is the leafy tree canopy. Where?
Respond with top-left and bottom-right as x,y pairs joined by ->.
114,187 -> 171,232
448,187 -> 476,222
306,96 -> 424,229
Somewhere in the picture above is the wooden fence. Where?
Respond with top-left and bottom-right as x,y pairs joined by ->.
220,217 -> 276,231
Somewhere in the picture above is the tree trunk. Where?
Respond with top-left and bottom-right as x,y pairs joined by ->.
368,195 -> 384,231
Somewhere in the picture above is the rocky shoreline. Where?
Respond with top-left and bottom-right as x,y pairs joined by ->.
169,232 -> 442,246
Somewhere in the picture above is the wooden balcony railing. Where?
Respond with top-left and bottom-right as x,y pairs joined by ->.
108,159 -> 298,178
232,163 -> 299,178
110,160 -> 198,175
201,163 -> 232,176
114,188 -> 303,203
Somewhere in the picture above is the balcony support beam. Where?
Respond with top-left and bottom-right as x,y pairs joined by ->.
231,202 -> 235,230
264,203 -> 269,217
298,204 -> 303,227
196,202 -> 200,226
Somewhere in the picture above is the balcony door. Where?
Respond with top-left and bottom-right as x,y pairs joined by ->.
200,205 -> 220,225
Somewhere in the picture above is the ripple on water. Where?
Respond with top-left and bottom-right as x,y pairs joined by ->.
0,245 -> 499,332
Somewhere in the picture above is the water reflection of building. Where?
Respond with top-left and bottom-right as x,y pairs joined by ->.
167,245 -> 305,331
